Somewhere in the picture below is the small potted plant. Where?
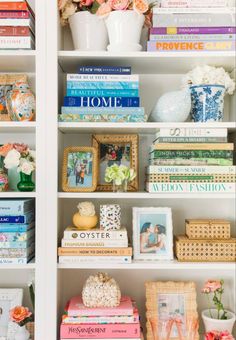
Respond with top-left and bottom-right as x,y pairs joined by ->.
0,143 -> 35,192
201,279 -> 235,334
205,330 -> 235,340
58,0 -> 108,51
105,164 -> 136,192
182,65 -> 235,122
10,306 -> 33,340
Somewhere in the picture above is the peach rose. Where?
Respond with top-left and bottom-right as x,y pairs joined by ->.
110,0 -> 129,10
133,0 -> 148,14
204,280 -> 222,293
96,2 -> 111,16
10,306 -> 32,324
0,143 -> 13,157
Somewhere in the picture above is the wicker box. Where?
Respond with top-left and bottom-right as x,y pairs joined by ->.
185,219 -> 231,240
175,236 -> 236,262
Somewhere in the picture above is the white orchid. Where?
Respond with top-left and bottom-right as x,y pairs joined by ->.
4,149 -> 21,169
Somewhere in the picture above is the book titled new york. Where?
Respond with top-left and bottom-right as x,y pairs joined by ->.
0,222 -> 35,233
60,324 -> 140,339
61,107 -> 144,115
66,81 -> 139,90
0,211 -> 35,224
78,66 -> 131,74
63,96 -> 140,108
150,27 -> 236,35
150,150 -> 233,159
147,40 -> 235,52
146,182 -> 235,193
58,247 -> 132,256
66,89 -> 139,97
63,227 -> 127,240
0,198 -> 34,214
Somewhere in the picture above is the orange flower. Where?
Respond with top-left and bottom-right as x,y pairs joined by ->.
0,143 -> 13,157
10,306 -> 32,324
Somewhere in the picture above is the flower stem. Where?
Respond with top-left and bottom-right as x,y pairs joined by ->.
207,294 -> 213,318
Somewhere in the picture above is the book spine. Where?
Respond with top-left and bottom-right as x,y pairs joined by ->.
152,14 -> 235,28
156,137 -> 228,143
0,244 -> 35,258
67,74 -> 138,82
66,89 -> 139,97
150,150 -> 233,159
61,239 -> 128,248
146,166 -> 236,175
63,229 -> 127,240
58,247 -> 133,256
149,34 -> 235,41
63,96 -> 140,108
0,229 -> 35,241
0,36 -> 33,48
0,257 -> 30,265
152,143 -> 233,151
0,212 -> 35,224
0,11 -> 30,19
0,199 -> 34,214
0,26 -> 31,36
0,223 -> 34,232
61,107 -> 144,115
62,314 -> 139,324
66,81 -> 139,90
78,66 -> 131,74
0,2 -> 28,10
59,256 -> 132,264
0,238 -> 35,249
160,0 -> 229,7
147,40 -> 235,51
153,7 -> 235,13
149,158 -> 233,166
59,113 -> 146,123
146,182 -> 236,193
0,18 -> 32,27
60,338 -> 141,340
60,323 -> 140,338
150,27 -> 236,35
146,174 -> 236,183
156,127 -> 227,137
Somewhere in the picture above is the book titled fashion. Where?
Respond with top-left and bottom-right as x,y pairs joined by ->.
147,40 -> 235,52
78,66 -> 131,74
146,182 -> 236,193
61,239 -> 128,248
61,107 -> 145,115
0,198 -> 35,214
146,166 -> 236,175
67,74 -> 139,82
150,27 -> 236,35
58,255 -> 132,264
66,89 -> 139,97
63,96 -> 140,108
66,81 -> 139,90
58,247 -> 132,256
63,227 -> 128,240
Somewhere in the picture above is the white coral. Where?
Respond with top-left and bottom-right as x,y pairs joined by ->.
77,201 -> 96,216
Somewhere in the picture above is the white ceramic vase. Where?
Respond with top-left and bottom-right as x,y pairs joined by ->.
105,11 -> 145,52
15,325 -> 30,340
202,309 -> 235,333
69,11 -> 108,51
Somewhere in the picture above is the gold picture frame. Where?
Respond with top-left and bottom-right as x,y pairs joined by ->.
146,281 -> 199,340
92,134 -> 139,192
62,146 -> 98,192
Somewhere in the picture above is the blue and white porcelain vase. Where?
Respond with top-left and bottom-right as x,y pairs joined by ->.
190,85 -> 225,122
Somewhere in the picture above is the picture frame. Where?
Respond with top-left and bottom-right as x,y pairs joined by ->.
62,146 -> 98,192
146,281 -> 199,340
92,134 -> 139,191
133,207 -> 173,261
0,288 -> 23,340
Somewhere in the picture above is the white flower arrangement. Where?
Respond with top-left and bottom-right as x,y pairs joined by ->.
182,65 -> 235,95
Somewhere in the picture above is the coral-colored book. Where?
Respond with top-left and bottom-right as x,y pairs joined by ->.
60,323 -> 140,339
67,296 -> 134,317
0,2 -> 28,10
58,247 -> 132,256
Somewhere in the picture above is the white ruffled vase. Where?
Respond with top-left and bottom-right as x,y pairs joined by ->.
15,325 -> 30,340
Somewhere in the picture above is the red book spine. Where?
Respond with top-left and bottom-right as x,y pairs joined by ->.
0,11 -> 30,18
0,2 -> 28,10
0,26 -> 30,36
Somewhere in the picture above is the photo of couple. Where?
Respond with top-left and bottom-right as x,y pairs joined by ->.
66,151 -> 93,188
140,222 -> 166,254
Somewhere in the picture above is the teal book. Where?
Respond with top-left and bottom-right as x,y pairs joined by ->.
66,81 -> 139,90
66,89 -> 139,97
150,150 -> 233,159
61,107 -> 145,115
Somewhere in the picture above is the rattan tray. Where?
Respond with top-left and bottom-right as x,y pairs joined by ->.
185,219 -> 231,240
175,236 -> 236,262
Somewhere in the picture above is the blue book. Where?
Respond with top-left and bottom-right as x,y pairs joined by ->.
0,222 -> 35,233
78,66 -> 131,75
66,89 -> 139,97
61,107 -> 145,115
0,237 -> 35,249
0,257 -> 34,264
0,198 -> 34,215
0,211 -> 35,224
63,96 -> 140,108
67,81 -> 139,90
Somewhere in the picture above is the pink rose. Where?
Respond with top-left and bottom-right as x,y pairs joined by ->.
109,0 -> 129,10
79,0 -> 93,6
13,143 -> 29,154
203,280 -> 222,293
96,0 -> 105,4
221,331 -> 235,340
96,2 -> 111,16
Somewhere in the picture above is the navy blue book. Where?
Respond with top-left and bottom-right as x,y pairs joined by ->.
0,211 -> 35,224
78,66 -> 131,75
63,96 -> 139,108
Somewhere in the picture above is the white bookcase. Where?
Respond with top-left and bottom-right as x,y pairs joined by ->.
0,0 -> 235,339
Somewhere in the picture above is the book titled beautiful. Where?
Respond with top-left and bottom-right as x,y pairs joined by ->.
147,40 -> 235,52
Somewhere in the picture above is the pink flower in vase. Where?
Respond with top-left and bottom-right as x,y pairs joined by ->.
110,0 -> 130,11
205,331 -> 235,340
96,2 -> 112,16
221,331 -> 235,340
13,143 -> 29,155
203,280 -> 222,293
79,0 -> 94,7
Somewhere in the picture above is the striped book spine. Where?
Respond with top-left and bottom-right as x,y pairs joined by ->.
150,150 -> 233,159
146,174 -> 236,183
146,166 -> 236,175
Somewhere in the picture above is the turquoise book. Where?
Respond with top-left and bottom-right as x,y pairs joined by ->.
66,81 -> 139,90
66,89 -> 139,97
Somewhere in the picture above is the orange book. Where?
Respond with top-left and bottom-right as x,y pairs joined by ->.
58,247 -> 133,256
0,2 -> 28,10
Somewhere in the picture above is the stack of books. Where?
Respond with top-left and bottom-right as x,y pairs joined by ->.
0,198 -> 35,264
0,0 -> 35,49
59,66 -> 146,123
147,0 -> 235,52
60,295 -> 141,340
58,227 -> 132,264
146,127 -> 236,193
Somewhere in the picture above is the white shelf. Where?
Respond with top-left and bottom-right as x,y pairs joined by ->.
0,259 -> 35,270
0,50 -> 36,72
58,121 -> 236,134
0,192 -> 36,198
0,122 -> 36,133
58,192 -> 235,199
58,51 -> 236,74
58,260 -> 235,270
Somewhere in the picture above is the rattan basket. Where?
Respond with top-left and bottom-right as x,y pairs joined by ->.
26,321 -> 34,340
185,219 -> 231,240
175,236 -> 236,262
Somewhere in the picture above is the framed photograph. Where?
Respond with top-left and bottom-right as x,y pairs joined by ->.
133,207 -> 173,261
0,289 -> 23,340
92,134 -> 139,191
62,147 -> 98,192
146,281 -> 199,340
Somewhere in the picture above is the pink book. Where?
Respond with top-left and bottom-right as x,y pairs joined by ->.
67,296 -> 134,317
60,323 -> 140,339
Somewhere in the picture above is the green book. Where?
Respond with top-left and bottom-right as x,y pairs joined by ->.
150,150 -> 233,159
149,158 -> 233,166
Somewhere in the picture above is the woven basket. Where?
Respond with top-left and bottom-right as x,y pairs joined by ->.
185,219 -> 231,240
175,236 -> 236,262
26,322 -> 34,340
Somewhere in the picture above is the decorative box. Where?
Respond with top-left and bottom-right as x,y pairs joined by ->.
175,236 -> 236,262
100,204 -> 121,230
185,219 -> 231,240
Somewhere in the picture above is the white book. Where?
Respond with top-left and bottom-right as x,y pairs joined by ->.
153,7 -> 235,13
0,257 -> 34,265
0,36 -> 34,49
146,166 -> 236,175
61,239 -> 128,248
155,128 -> 228,138
59,256 -> 132,264
0,18 -> 34,26
149,34 -> 235,41
67,74 -> 139,82
146,182 -> 236,193
63,227 -> 127,240
160,0 -> 233,7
